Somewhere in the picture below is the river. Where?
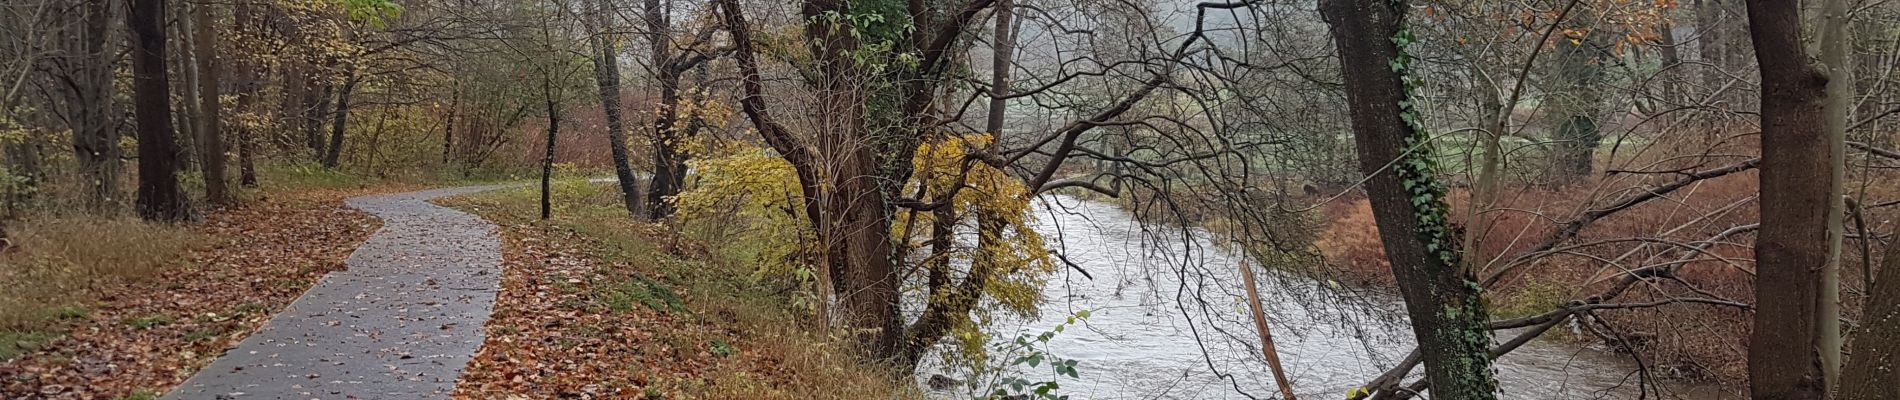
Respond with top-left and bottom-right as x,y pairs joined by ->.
920,196 -> 1730,399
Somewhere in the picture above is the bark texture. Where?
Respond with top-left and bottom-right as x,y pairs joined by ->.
322,71 -> 356,168
128,0 -> 190,221
1841,239 -> 1900,399
1743,1 -> 1832,398
540,74 -> 559,220
641,0 -> 686,220
193,0 -> 228,204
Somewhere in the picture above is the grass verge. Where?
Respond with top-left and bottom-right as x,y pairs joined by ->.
442,178 -> 912,399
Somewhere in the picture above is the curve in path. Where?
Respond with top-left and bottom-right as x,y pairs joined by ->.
166,185 -> 510,399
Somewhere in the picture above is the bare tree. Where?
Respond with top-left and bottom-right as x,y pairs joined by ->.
57,0 -> 121,210
585,0 -> 645,217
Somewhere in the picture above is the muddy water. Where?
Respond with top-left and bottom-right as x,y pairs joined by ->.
922,197 -> 1728,399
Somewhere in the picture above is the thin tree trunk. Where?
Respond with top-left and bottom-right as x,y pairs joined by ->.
171,9 -> 199,167
1743,0 -> 1832,398
128,0 -> 190,221
1320,1 -> 1499,398
233,0 -> 258,187
1240,260 -> 1297,400
985,0 -> 1014,140
540,75 -> 559,220
237,119 -> 256,187
586,0 -> 646,218
642,0 -> 684,219
1817,0 -> 1851,390
306,82 -> 332,158
322,71 -> 357,168
193,0 -> 228,205
443,89 -> 458,165
280,61 -> 306,145
71,0 -> 120,211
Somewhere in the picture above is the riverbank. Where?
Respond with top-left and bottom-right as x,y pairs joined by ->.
439,178 -> 911,399
1066,173 -> 1766,388
927,195 -> 1718,399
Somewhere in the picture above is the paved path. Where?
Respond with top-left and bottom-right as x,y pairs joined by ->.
166,185 -> 512,400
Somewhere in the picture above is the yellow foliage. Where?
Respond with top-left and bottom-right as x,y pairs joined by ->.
901,134 -> 1056,367
675,146 -> 813,283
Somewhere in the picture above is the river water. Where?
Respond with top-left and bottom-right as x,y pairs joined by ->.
920,196 -> 1729,399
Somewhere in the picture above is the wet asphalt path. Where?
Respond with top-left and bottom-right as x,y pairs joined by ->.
165,185 -> 513,400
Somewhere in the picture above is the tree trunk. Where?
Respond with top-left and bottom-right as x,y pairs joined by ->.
985,0 -> 1015,140
171,10 -> 199,167
1817,0 -> 1851,391
70,0 -> 121,211
322,71 -> 356,168
540,75 -> 559,220
1841,238 -> 1900,399
1743,1 -> 1832,398
237,119 -> 256,187
305,82 -> 332,158
128,0 -> 190,221
1549,27 -> 1611,182
586,0 -> 646,218
443,89 -> 458,165
280,61 -> 306,146
801,0 -> 902,359
233,0 -> 259,187
1319,1 -> 1499,398
1695,0 -> 1726,98
193,0 -> 228,205
642,0 -> 685,220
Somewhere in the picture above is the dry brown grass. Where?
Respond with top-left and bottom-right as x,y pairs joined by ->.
1314,173 -> 1763,382
0,217 -> 206,331
1298,147 -> 1900,385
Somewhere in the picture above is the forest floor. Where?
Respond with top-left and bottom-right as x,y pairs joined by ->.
0,173 -> 418,399
440,178 -> 911,399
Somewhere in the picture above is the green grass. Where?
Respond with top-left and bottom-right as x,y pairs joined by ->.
183,326 -> 225,342
254,161 -> 376,192
597,274 -> 684,313
233,302 -> 268,315
710,339 -> 737,357
111,388 -> 160,400
1490,278 -> 1573,321
125,314 -> 173,329
0,330 -> 58,360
